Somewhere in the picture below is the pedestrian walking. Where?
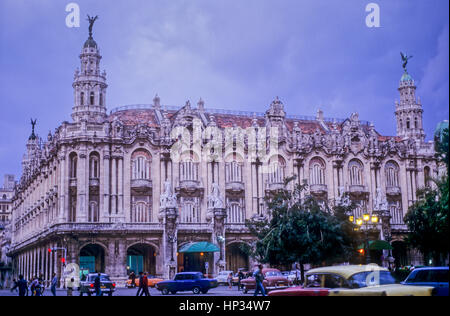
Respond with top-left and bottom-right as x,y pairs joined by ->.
50,273 -> 58,296
30,276 -> 39,296
136,272 -> 143,296
10,279 -> 18,293
130,271 -> 136,288
94,273 -> 102,296
140,272 -> 150,296
227,272 -> 233,289
17,275 -> 28,297
253,265 -> 266,297
140,272 -> 151,296
238,270 -> 245,291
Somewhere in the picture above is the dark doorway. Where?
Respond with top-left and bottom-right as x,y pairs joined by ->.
127,244 -> 156,276
226,243 -> 249,273
79,244 -> 105,273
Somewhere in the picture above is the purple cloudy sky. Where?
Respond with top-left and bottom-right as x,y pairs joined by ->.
0,0 -> 448,180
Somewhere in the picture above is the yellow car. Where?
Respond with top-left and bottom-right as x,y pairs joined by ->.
269,265 -> 435,296
126,276 -> 165,288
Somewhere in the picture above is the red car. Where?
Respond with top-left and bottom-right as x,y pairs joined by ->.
241,268 -> 289,294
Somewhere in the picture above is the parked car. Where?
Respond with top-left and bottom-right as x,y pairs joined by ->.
268,265 -> 435,296
215,270 -> 234,285
241,268 -> 289,294
79,273 -> 116,296
155,272 -> 218,295
402,267 -> 449,296
126,275 -> 165,288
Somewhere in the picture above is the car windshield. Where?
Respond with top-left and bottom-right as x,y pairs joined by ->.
88,275 -> 110,282
265,271 -> 282,277
349,271 -> 397,288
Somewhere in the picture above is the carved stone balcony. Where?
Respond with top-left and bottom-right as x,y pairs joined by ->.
266,182 -> 284,193
386,186 -> 401,196
177,179 -> 203,195
310,184 -> 328,196
225,181 -> 245,194
348,185 -> 369,196
131,178 -> 153,194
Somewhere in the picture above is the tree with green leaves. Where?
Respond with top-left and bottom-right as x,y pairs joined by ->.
245,177 -> 359,283
404,127 -> 449,266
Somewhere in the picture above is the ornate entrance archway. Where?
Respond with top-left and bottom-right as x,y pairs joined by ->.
226,243 -> 249,273
79,244 -> 106,274
126,244 -> 156,276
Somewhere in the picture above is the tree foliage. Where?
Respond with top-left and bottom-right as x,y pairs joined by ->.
245,178 -> 359,269
404,128 -> 449,265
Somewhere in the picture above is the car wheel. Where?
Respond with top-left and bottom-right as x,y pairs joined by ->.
192,287 -> 201,295
171,291 -> 177,295
201,290 -> 209,294
162,288 -> 170,295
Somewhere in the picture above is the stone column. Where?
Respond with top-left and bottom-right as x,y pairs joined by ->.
77,150 -> 88,222
118,157 -> 124,221
212,208 -> 227,276
103,152 -> 110,222
163,207 -> 178,280
411,169 -> 417,203
58,153 -> 66,222
111,158 -> 117,218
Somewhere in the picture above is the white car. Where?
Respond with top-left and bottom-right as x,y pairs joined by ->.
216,271 -> 234,285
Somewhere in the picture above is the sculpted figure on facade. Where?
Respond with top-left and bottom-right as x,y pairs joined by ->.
160,181 -> 178,210
373,187 -> 389,212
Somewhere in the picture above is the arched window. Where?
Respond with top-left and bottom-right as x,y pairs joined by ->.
399,119 -> 403,130
385,161 -> 400,188
349,159 -> 364,186
180,200 -> 199,223
90,92 -> 95,105
132,201 -> 150,223
225,154 -> 243,183
99,93 -> 103,106
406,118 -> 411,129
89,153 -> 100,179
226,199 -> 245,224
80,92 -> 84,106
180,159 -> 199,182
309,158 -> 326,185
424,166 -> 431,188
69,153 -> 78,179
131,150 -> 151,180
268,156 -> 286,184
414,118 -> 418,129
88,201 -> 99,223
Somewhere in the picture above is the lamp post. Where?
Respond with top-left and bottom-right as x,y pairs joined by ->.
350,214 -> 379,264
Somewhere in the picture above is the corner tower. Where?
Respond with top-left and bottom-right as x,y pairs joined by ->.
71,15 -> 107,123
395,53 -> 425,141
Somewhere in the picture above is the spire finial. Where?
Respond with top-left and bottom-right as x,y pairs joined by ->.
400,52 -> 413,73
87,15 -> 99,38
29,118 -> 37,140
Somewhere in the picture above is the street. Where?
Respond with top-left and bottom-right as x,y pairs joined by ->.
0,285 -> 256,297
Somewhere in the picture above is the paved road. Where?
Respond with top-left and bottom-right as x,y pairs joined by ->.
0,285 -> 256,297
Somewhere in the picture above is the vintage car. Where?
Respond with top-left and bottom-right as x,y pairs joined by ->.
215,270 -> 234,285
269,265 -> 436,296
79,273 -> 116,296
241,268 -> 289,294
126,275 -> 165,288
155,272 -> 218,295
402,267 -> 449,296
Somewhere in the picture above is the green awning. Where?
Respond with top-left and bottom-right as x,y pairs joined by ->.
179,242 -> 220,253
358,240 -> 393,251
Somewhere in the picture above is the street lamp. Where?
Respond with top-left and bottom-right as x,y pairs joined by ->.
350,214 -> 379,264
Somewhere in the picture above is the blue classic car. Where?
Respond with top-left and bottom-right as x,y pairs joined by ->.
155,272 -> 218,295
402,267 -> 449,296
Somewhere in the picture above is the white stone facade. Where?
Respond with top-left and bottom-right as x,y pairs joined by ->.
8,30 -> 438,285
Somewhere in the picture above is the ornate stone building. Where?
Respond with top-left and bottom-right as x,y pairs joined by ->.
9,25 -> 438,285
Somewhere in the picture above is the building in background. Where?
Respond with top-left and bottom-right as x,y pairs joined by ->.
8,22 -> 438,285
0,175 -> 14,288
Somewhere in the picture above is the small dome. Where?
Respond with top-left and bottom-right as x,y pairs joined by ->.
401,72 -> 413,82
83,37 -> 98,49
